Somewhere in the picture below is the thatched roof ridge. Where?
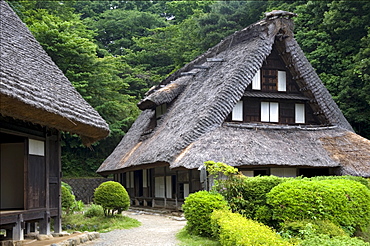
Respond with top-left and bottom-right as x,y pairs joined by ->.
98,14 -> 367,177
0,1 -> 109,144
280,36 -> 352,130
172,125 -> 370,176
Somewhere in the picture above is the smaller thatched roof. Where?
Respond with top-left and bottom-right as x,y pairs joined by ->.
98,11 -> 370,177
0,1 -> 109,145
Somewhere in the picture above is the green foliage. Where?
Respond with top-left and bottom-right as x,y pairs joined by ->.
63,212 -> 140,233
267,179 -> 370,234
71,200 -> 84,213
182,191 -> 230,237
210,210 -> 292,246
84,8 -> 167,55
94,181 -> 130,216
280,220 -> 347,239
61,182 -> 84,214
61,186 -> 75,214
304,175 -> 370,190
62,181 -> 73,193
213,174 -> 287,226
204,161 -> 239,177
300,234 -> 369,246
84,204 -> 105,218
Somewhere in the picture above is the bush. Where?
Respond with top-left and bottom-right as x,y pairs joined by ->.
280,220 -> 347,239
267,179 -> 370,234
213,175 -> 288,226
71,200 -> 84,213
300,235 -> 369,246
303,175 -> 370,190
94,181 -> 130,216
210,210 -> 292,246
62,181 -> 73,193
84,204 -> 104,218
182,191 -> 230,237
61,186 -> 75,214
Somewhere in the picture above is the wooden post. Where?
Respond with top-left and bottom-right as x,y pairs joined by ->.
39,211 -> 50,235
12,214 -> 24,240
54,215 -> 62,233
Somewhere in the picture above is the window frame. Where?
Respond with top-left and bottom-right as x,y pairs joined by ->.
261,101 -> 279,123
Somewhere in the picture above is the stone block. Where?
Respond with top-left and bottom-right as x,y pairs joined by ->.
36,234 -> 54,241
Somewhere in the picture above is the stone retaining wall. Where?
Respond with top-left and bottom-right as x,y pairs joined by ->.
62,178 -> 112,204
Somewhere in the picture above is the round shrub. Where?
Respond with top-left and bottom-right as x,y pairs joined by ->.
182,191 -> 230,237
211,210 -> 292,246
94,181 -> 130,216
61,186 -> 75,214
267,179 -> 370,234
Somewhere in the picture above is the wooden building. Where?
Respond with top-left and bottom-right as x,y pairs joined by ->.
0,1 -> 109,241
97,11 -> 370,209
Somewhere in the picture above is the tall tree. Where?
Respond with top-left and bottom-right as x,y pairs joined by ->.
84,8 -> 167,55
13,1 -> 140,176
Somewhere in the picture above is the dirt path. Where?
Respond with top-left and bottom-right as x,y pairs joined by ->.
88,210 -> 187,246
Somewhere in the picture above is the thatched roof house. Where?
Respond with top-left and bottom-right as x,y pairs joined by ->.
97,10 -> 370,209
0,1 -> 109,241
0,1 -> 109,145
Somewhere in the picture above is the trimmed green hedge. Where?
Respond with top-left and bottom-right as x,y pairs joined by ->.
182,191 -> 229,237
210,210 -> 292,246
213,175 -> 288,226
267,179 -> 370,234
280,219 -> 348,239
94,181 -> 130,216
300,235 -> 369,246
303,175 -> 370,189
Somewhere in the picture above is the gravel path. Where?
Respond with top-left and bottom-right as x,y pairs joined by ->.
89,210 -> 187,246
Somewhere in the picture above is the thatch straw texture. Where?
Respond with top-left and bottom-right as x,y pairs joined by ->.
98,14 -> 369,177
0,1 -> 109,145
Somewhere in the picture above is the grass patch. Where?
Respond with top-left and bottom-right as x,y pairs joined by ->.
62,213 -> 141,233
176,228 -> 220,246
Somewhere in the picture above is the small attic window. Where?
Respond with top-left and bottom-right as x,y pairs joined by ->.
232,101 -> 243,121
156,104 -> 167,119
295,103 -> 305,123
252,70 -> 261,90
278,71 -> 286,92
261,102 -> 279,122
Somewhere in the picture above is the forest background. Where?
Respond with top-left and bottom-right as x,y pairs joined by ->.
9,1 -> 370,177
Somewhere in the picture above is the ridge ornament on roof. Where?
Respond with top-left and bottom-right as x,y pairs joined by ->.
265,10 -> 298,20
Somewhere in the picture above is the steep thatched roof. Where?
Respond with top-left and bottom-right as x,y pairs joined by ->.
0,1 -> 109,145
98,11 -> 370,177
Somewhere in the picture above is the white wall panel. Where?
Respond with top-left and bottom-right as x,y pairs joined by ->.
29,139 -> 44,156
166,176 -> 172,199
295,104 -> 305,123
261,102 -> 270,122
232,101 -> 243,121
155,177 -> 165,198
252,70 -> 261,90
270,102 -> 279,122
278,71 -> 286,92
